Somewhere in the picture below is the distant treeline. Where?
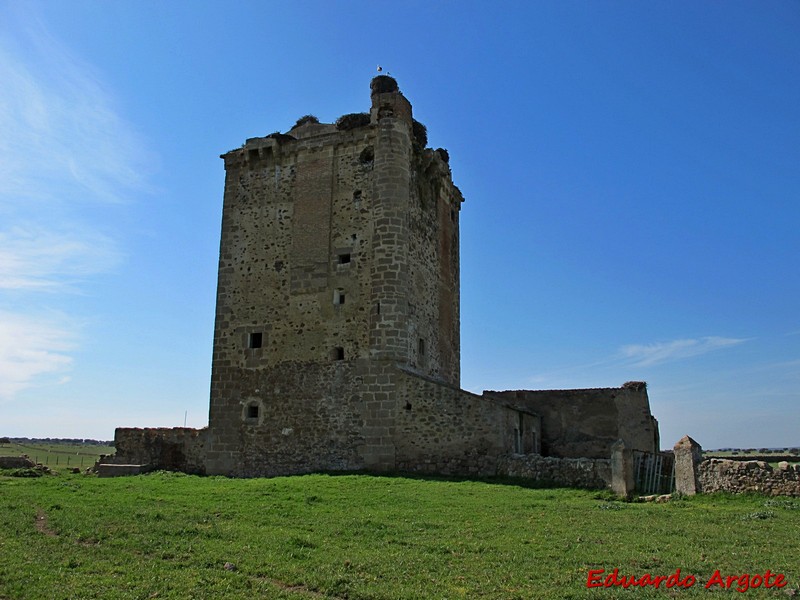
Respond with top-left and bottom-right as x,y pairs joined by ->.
711,447 -> 799,454
1,437 -> 114,446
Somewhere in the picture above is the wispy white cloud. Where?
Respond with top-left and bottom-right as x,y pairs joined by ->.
0,225 -> 120,291
620,336 -> 748,367
0,10 -> 153,400
0,310 -> 78,401
0,22 -> 153,208
524,336 -> 752,387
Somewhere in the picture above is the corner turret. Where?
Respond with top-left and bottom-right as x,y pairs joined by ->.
370,75 -> 413,125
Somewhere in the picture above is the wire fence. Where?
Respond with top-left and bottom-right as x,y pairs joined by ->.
1,444 -> 113,469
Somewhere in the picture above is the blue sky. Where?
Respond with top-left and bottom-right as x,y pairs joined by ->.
1,1 -> 797,450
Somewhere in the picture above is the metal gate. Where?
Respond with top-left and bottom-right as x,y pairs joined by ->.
633,450 -> 675,495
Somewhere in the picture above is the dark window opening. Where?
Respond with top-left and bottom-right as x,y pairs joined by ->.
359,146 -> 374,165
338,253 -> 351,265
248,149 -> 259,162
247,404 -> 259,419
248,332 -> 263,349
418,338 -> 426,356
515,412 -> 524,453
376,302 -> 380,315
334,289 -> 345,305
353,190 -> 362,201
332,347 -> 345,361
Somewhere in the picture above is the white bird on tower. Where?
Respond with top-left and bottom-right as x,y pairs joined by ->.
377,65 -> 383,73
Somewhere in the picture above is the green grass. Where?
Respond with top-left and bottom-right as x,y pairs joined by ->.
1,472 -> 798,599
0,442 -> 115,469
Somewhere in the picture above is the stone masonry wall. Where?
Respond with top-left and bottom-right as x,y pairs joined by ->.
497,454 -> 612,489
394,369 -> 516,476
111,427 -> 207,474
487,383 -> 659,459
698,458 -> 800,497
205,360 -> 389,477
0,456 -> 36,469
407,149 -> 462,386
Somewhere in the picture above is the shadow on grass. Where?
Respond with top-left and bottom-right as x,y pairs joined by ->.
293,468 -> 614,495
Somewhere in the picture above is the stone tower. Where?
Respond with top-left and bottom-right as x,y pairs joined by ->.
205,76 -> 464,476
108,76 -> 660,482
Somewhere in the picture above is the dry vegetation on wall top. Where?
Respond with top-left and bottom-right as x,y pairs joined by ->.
293,114 -> 320,128
622,381 -> 647,391
412,119 -> 428,149
265,131 -> 296,144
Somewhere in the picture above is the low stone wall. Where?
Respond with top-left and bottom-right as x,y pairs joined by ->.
0,456 -> 36,469
698,459 -> 800,497
497,454 -> 611,489
110,427 -> 208,474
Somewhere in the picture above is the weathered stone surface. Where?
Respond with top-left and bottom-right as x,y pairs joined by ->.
697,458 -> 800,497
96,463 -> 153,477
674,435 -> 703,495
110,428 -> 207,474
0,456 -> 35,469
486,384 -> 659,459
610,439 -> 634,498
498,454 -> 611,489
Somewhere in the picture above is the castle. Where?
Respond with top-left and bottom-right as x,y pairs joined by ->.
109,76 -> 659,479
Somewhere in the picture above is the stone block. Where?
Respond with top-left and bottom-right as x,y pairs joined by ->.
673,435 -> 703,495
96,463 -> 153,477
610,439 -> 634,498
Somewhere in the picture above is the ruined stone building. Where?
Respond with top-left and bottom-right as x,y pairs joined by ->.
111,76 -> 659,478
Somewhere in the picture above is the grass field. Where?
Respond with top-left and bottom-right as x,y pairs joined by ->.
1,471 -> 798,599
0,442 -> 115,469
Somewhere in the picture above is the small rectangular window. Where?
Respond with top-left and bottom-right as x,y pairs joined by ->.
334,289 -> 345,305
331,347 -> 345,361
338,253 -> 351,265
248,332 -> 263,349
247,404 -> 259,419
418,338 -> 425,356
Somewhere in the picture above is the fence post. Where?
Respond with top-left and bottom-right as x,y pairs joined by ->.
673,435 -> 703,495
611,439 -> 634,498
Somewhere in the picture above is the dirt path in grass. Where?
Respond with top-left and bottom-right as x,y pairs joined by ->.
34,509 -> 57,537
260,576 -> 344,599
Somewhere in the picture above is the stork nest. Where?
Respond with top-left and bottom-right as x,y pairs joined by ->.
336,112 -> 371,131
371,75 -> 399,95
